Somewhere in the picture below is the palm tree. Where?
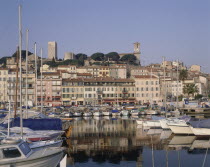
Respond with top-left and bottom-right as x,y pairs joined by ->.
179,69 -> 188,82
183,83 -> 199,97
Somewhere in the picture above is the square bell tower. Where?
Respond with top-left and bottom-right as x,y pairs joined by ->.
134,42 -> 141,65
134,42 -> 140,53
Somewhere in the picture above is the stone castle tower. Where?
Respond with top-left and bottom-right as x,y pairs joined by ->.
134,42 -> 141,65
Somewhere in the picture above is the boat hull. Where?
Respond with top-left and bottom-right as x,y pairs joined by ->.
83,113 -> 93,117
168,125 -> 194,135
0,149 -> 64,167
159,119 -> 170,129
93,112 -> 103,117
190,127 -> 210,136
102,112 -> 112,116
136,120 -> 143,125
143,121 -> 161,128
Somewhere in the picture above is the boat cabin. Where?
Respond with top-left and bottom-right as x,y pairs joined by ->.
0,139 -> 32,162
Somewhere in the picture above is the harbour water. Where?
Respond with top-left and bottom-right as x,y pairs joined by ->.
63,117 -> 210,167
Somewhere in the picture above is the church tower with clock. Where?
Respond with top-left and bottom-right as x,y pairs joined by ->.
118,42 -> 141,65
134,42 -> 141,65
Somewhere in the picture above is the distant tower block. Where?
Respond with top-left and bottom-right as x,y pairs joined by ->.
134,42 -> 141,65
64,52 -> 75,60
48,41 -> 57,60
134,42 -> 140,53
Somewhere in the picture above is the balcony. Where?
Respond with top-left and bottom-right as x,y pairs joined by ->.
122,95 -> 129,99
96,90 -> 103,94
122,90 -> 128,94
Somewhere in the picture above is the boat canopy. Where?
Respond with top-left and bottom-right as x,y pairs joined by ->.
189,119 -> 210,128
112,110 -> 119,113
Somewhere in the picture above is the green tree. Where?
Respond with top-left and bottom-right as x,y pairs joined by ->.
179,69 -> 188,82
105,52 -> 120,61
75,53 -> 88,66
91,52 -> 105,61
0,57 -> 9,67
120,54 -> 137,64
75,53 -> 88,61
195,94 -> 203,100
178,95 -> 184,101
12,50 -> 33,59
183,83 -> 198,97
45,57 -> 58,67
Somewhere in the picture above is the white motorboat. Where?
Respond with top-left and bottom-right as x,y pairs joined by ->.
102,111 -> 112,116
61,112 -> 73,118
48,112 -> 59,118
188,119 -> 210,136
121,110 -> 130,116
190,127 -> 210,136
0,138 -> 64,167
145,110 -> 158,115
130,109 -> 139,116
73,111 -> 83,117
160,116 -> 191,130
111,110 -> 121,116
93,111 -> 103,117
167,120 -> 193,135
143,120 -> 161,128
83,112 -> 93,117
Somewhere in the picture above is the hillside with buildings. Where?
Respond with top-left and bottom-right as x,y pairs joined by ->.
0,41 -> 209,107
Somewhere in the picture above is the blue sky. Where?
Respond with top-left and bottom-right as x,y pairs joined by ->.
0,0 -> 210,72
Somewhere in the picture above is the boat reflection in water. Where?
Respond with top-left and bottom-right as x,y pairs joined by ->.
64,117 -> 210,167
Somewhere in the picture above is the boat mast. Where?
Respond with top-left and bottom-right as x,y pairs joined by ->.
25,29 -> 29,118
117,85 -> 119,106
163,57 -> 167,113
14,47 -> 19,118
19,5 -> 23,138
150,67 -> 153,108
176,59 -> 179,110
7,100 -> 11,137
40,48 -> 43,113
34,42 -> 37,109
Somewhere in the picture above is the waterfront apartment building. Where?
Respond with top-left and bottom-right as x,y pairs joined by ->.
133,75 -> 160,104
0,68 -> 8,107
62,78 -> 136,106
48,41 -> 57,60
171,80 -> 183,98
7,69 -> 35,108
37,72 -> 62,107
77,66 -> 127,79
